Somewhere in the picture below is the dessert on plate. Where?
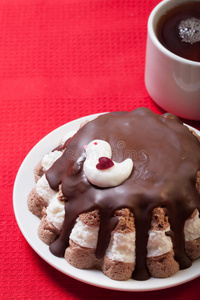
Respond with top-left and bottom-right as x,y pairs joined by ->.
28,107 -> 200,281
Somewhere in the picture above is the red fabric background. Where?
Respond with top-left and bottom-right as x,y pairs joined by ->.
1,0 -> 200,298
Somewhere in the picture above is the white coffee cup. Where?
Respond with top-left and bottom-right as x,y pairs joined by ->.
145,0 -> 200,120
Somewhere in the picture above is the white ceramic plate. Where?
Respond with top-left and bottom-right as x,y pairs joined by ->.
13,113 -> 200,292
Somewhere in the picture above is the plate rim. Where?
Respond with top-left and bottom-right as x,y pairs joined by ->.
13,112 -> 200,292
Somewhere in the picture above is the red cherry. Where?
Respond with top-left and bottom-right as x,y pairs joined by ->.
96,157 -> 114,170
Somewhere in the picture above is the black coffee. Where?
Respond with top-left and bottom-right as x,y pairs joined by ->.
157,1 -> 200,62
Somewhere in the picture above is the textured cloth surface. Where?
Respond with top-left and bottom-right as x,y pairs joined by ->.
1,0 -> 200,299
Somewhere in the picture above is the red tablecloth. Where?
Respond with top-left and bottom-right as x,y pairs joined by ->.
1,0 -> 200,299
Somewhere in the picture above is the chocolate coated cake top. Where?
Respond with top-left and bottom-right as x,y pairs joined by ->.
46,107 -> 200,280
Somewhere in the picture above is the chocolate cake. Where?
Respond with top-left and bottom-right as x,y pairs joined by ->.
28,107 -> 200,281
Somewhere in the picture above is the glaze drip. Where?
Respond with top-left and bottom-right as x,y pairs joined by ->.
46,107 -> 200,280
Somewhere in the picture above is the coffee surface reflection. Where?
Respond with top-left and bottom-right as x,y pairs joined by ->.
157,1 -> 200,62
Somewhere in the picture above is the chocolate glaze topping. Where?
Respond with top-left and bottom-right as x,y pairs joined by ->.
46,107 -> 200,280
